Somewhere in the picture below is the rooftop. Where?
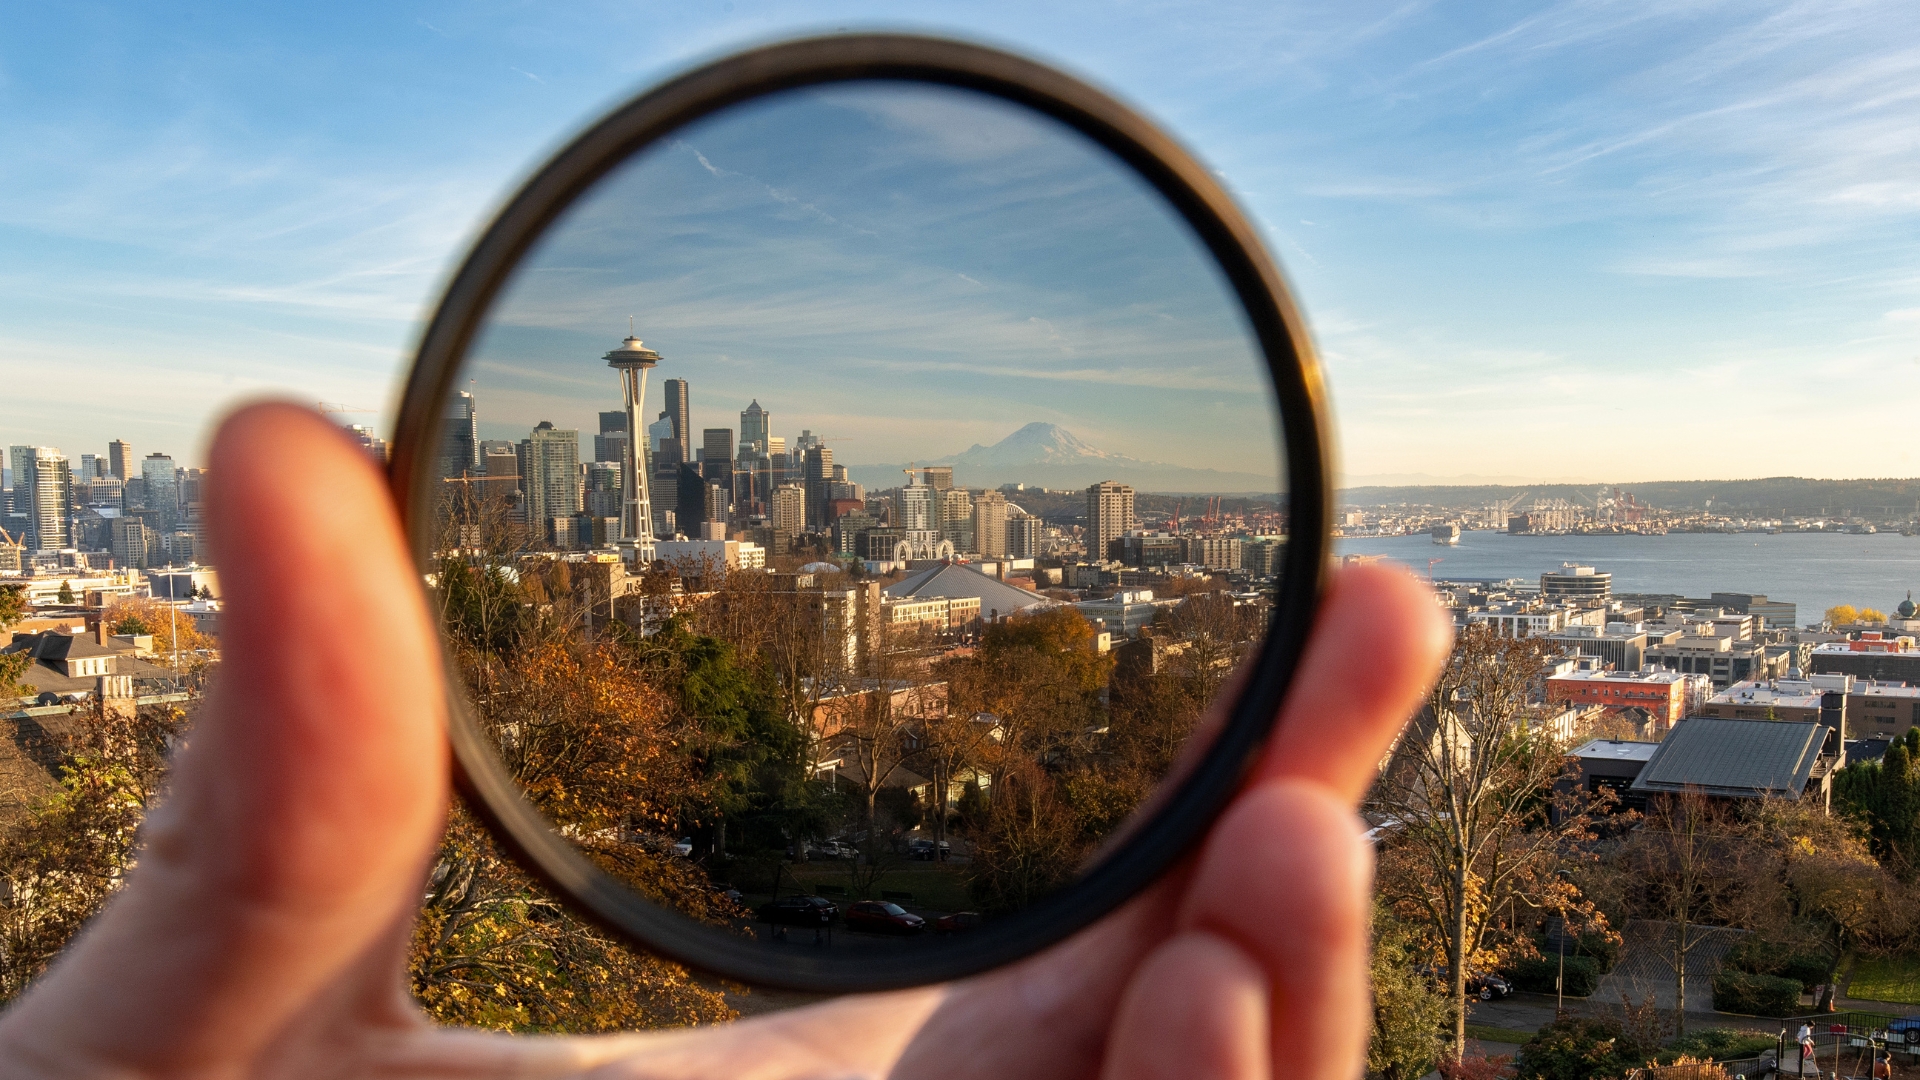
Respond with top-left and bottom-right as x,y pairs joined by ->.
883,562 -> 1051,616
1630,717 -> 1825,800
1549,669 -> 1693,686
1570,738 -> 1661,762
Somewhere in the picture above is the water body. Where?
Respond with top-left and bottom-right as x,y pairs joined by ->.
1332,530 -> 1920,627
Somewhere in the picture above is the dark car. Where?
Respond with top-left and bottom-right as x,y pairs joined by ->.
907,838 -> 951,861
933,911 -> 983,934
756,894 -> 838,927
844,900 -> 926,935
1469,972 -> 1512,1000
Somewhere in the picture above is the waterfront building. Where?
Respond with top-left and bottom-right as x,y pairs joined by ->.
1809,634 -> 1920,684
1541,563 -> 1611,603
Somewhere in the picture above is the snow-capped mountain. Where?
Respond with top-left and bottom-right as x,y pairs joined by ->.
846,423 -> 1279,493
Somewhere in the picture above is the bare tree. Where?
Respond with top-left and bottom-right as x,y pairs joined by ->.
1372,625 -> 1608,1062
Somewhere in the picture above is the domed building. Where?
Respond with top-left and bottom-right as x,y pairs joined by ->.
1890,591 -> 1920,633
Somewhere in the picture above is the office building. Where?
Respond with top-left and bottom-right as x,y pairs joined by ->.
897,478 -> 934,531
584,461 -> 623,520
107,439 -> 132,481
517,422 -> 582,541
663,378 -> 691,461
804,443 -> 834,530
111,517 -> 157,570
140,453 -> 180,533
594,410 -> 629,464
834,508 -> 880,555
921,466 -> 953,491
1087,481 -> 1135,561
1546,668 -> 1707,732
973,490 -> 1008,558
740,400 -> 770,459
1242,538 -> 1284,577
1541,564 -> 1611,603
441,390 -> 480,478
1545,623 -> 1649,672
1809,634 -> 1920,684
1181,535 -> 1242,570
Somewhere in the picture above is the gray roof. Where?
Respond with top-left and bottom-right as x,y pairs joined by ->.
1571,739 -> 1661,762
1630,717 -> 1824,800
883,563 -> 1050,616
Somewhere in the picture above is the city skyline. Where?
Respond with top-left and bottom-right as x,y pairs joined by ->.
4,5 -> 1918,481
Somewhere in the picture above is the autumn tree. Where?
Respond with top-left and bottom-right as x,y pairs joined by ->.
1372,625 -> 1610,1062
1369,906 -> 1450,1080
0,583 -> 25,629
105,597 -> 216,663
1615,790 -> 1748,1034
0,704 -> 188,1001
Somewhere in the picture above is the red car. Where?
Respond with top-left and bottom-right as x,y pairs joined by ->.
844,901 -> 925,935
933,911 -> 983,934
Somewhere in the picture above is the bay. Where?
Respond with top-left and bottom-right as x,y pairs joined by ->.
1332,530 -> 1920,628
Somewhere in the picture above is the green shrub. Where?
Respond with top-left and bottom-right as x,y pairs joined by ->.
1504,955 -> 1600,997
1711,970 -> 1802,1017
1723,937 -> 1833,992
1575,931 -> 1620,974
1516,1015 -> 1646,1080
1663,1028 -> 1779,1063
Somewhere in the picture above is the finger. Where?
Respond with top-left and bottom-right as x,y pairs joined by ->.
1177,780 -> 1373,1080
1253,562 -> 1451,801
0,402 -> 449,1070
1100,932 -> 1269,1080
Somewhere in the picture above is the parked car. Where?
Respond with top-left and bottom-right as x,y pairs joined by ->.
807,839 -> 856,860
907,838 -> 951,861
933,911 -> 983,934
844,901 -> 926,935
756,894 -> 838,927
672,837 -> 693,857
1418,966 -> 1513,1001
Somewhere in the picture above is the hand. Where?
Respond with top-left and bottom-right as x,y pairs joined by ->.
0,403 -> 1451,1080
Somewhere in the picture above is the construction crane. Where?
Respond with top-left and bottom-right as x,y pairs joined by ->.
1427,556 -> 1444,582
1170,499 -> 1183,535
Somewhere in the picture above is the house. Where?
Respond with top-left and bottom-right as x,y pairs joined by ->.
4,628 -> 176,707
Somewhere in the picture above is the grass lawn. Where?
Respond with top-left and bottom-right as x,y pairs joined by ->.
1849,955 -> 1920,1007
1465,1024 -> 1538,1046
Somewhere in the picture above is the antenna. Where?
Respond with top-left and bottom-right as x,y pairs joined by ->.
629,314 -> 635,336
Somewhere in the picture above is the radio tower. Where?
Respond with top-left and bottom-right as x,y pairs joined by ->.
606,322 -> 661,564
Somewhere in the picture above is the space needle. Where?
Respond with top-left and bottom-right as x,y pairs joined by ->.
605,325 -> 660,564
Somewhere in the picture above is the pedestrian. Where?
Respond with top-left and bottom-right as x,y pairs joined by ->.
1799,1023 -> 1817,1079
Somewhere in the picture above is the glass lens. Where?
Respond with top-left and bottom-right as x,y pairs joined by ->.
430,82 -> 1285,959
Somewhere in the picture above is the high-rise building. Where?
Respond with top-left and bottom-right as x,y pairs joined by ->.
1006,509 -> 1040,559
921,466 -> 953,491
897,478 -> 933,531
770,483 -> 806,537
739,400 -> 769,459
441,391 -> 480,478
701,428 -> 734,471
1086,481 -> 1135,561
12,447 -> 72,551
142,453 -> 180,534
973,490 -> 1009,558
936,487 -> 972,548
517,422 -> 582,542
107,440 -> 132,481
594,410 -> 629,464
803,443 -> 833,530
112,517 -> 156,570
79,454 -> 99,481
663,378 -> 691,460
584,461 -> 623,520
648,411 -> 676,454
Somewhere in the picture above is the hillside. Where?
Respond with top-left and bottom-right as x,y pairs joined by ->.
1339,477 -> 1920,517
846,422 -> 1280,494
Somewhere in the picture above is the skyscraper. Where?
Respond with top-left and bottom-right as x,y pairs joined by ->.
921,466 -> 953,491
518,422 -> 582,542
1006,508 -> 1040,559
107,440 -> 132,481
663,378 -> 690,461
441,391 -> 479,478
142,453 -> 180,534
973,490 -> 1009,558
13,447 -> 72,551
936,487 -> 971,548
594,410 -> 629,464
701,428 -> 734,472
1086,481 -> 1135,562
803,443 -> 833,531
897,478 -> 933,531
739,400 -> 769,459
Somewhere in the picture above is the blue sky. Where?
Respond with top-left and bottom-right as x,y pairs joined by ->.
3,2 -> 1917,483
470,83 -> 1277,482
